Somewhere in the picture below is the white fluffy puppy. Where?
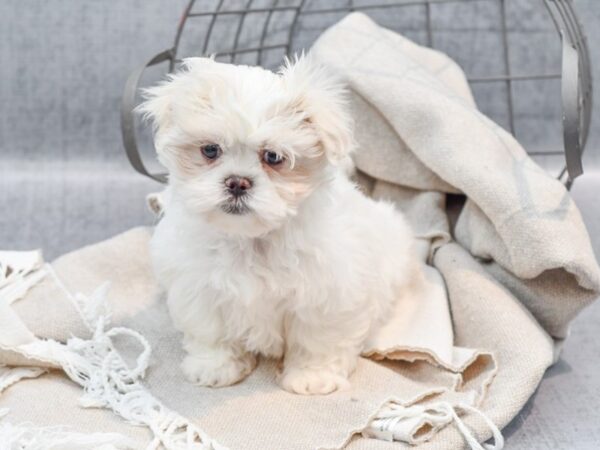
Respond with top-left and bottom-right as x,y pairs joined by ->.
140,55 -> 421,395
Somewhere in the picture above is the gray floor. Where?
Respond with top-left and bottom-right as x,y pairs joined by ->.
1,1 -> 600,449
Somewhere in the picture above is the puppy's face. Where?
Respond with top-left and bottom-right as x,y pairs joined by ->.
140,56 -> 353,237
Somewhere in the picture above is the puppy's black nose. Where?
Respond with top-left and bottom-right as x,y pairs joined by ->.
224,175 -> 253,197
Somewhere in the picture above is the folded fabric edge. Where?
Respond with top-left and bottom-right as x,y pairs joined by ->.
0,366 -> 47,395
362,345 -> 495,378
362,348 -> 498,404
496,211 -> 600,293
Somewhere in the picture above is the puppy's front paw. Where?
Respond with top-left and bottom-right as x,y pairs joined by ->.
280,367 -> 350,395
182,350 -> 256,387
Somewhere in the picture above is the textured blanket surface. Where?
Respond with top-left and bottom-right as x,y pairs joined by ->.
1,12 -> 599,450
0,227 -> 494,450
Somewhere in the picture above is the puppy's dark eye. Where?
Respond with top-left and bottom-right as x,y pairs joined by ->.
201,144 -> 222,160
262,150 -> 284,165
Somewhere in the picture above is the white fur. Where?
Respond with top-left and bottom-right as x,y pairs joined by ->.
141,55 -> 420,395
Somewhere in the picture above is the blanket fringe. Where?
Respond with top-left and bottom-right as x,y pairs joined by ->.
364,401 -> 504,450
0,420 -> 133,450
26,318 -> 226,450
0,257 -> 226,450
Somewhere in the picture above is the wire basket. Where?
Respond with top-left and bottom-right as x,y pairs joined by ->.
121,0 -> 592,189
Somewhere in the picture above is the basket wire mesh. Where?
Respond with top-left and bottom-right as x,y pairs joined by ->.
121,0 -> 592,189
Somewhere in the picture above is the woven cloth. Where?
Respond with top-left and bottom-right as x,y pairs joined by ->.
1,12 -> 599,450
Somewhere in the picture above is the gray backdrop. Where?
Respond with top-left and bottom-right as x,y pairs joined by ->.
1,1 -> 599,448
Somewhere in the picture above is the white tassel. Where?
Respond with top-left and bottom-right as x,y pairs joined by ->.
0,421 -> 133,450
18,268 -> 227,450
364,401 -> 504,450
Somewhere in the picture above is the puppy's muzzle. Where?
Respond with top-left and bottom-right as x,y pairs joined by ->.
224,175 -> 253,198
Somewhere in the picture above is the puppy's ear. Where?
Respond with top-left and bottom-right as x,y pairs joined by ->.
279,53 -> 354,163
137,57 -> 217,135
137,82 -> 174,135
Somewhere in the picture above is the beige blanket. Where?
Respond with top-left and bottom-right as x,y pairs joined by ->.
1,12 -> 599,450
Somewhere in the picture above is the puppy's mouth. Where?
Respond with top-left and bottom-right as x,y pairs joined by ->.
220,197 -> 251,215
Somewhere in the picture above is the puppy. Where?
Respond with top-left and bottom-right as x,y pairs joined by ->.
140,55 -> 420,395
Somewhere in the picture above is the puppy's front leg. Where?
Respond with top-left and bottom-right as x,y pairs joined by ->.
280,314 -> 367,395
181,336 -> 256,388
167,283 -> 256,387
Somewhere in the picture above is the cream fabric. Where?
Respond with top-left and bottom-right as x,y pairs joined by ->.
0,228 -> 497,449
1,12 -> 599,450
311,12 -> 600,337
